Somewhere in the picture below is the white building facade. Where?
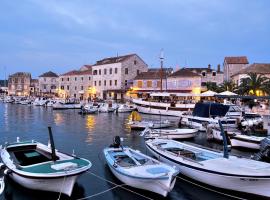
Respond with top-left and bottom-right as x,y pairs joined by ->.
91,54 -> 148,100
38,71 -> 59,96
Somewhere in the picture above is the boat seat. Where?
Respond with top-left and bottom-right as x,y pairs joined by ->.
114,155 -> 136,167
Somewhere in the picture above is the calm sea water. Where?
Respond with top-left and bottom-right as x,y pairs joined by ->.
0,103 -> 254,200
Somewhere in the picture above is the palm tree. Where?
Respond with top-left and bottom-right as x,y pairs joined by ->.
205,82 -> 219,92
241,72 -> 269,96
219,80 -> 237,92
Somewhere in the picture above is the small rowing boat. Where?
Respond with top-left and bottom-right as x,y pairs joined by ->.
104,136 -> 178,197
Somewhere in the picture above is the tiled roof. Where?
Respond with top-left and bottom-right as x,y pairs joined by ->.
80,65 -> 92,71
95,54 -> 136,65
169,68 -> 200,77
224,56 -> 249,64
9,72 -> 31,77
234,63 -> 270,75
134,71 -> 167,80
39,71 -> 59,77
61,69 -> 92,76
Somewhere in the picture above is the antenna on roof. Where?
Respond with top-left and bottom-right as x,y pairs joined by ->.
117,52 -> 119,57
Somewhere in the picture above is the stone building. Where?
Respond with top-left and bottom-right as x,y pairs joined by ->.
167,68 -> 202,94
133,68 -> 201,96
232,63 -> 270,86
91,54 -> 148,100
58,66 -> 92,100
38,71 -> 59,96
188,64 -> 224,91
223,56 -> 249,81
8,72 -> 31,96
30,79 -> 39,96
133,70 -> 168,96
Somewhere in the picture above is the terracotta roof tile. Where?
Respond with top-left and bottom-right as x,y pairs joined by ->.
169,68 -> 200,77
39,71 -> 58,77
134,71 -> 167,80
94,54 -> 136,65
234,63 -> 270,75
224,56 -> 249,64
61,69 -> 92,76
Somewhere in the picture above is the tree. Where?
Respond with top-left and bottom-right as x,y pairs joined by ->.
205,82 -> 219,92
240,72 -> 269,96
219,80 -> 237,92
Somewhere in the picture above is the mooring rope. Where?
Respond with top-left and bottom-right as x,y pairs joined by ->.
57,174 -> 67,200
76,184 -> 126,200
85,171 -> 154,200
175,175 -> 247,200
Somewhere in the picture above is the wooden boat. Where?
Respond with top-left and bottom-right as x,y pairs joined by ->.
0,127 -> 92,196
141,127 -> 198,140
127,111 -> 172,130
103,136 -> 179,197
145,138 -> 270,198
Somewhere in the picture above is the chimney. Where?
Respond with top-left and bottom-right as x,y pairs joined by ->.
217,64 -> 221,72
208,64 -> 211,69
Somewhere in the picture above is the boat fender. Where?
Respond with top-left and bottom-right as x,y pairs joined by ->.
4,169 -> 11,175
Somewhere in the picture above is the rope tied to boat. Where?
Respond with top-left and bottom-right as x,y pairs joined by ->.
85,171 -> 154,200
76,184 -> 126,200
57,173 -> 67,200
175,175 -> 247,200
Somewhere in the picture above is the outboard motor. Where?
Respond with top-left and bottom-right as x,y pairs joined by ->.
110,136 -> 121,148
253,138 -> 270,163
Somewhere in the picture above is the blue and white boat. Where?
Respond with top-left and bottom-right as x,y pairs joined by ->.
0,128 -> 92,196
103,136 -> 179,197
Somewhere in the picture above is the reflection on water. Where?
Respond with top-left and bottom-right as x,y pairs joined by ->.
0,103 -> 255,200
85,115 -> 96,143
54,112 -> 64,125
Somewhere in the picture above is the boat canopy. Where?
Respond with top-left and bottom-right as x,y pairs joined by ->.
192,102 -> 230,118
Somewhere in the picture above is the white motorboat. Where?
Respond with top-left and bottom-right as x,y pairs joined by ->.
116,104 -> 136,113
127,111 -> 172,130
230,135 -> 265,150
145,138 -> 270,198
141,127 -> 198,140
79,105 -> 98,115
128,120 -> 172,130
0,128 -> 92,196
133,95 -> 195,117
33,98 -> 48,106
20,99 -> 32,105
206,125 -> 265,150
53,102 -> 82,110
98,103 -> 117,112
103,136 -> 179,197
180,102 -> 240,131
45,100 -> 56,107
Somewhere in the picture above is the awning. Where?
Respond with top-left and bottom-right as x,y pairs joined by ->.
200,90 -> 217,97
78,90 -> 84,94
218,91 -> 237,96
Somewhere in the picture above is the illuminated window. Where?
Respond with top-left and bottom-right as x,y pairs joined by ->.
147,80 -> 152,88
137,80 -> 143,88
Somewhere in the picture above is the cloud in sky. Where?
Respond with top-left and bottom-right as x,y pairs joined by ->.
0,0 -> 269,78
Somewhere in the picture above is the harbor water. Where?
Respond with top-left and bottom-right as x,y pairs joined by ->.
0,103 -> 255,200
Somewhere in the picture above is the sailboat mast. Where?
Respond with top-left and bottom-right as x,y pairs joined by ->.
160,49 -> 164,92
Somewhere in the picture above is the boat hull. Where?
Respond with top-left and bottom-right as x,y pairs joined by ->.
136,105 -> 182,117
146,143 -> 270,198
9,172 -> 78,196
230,138 -> 261,150
107,161 -> 175,197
